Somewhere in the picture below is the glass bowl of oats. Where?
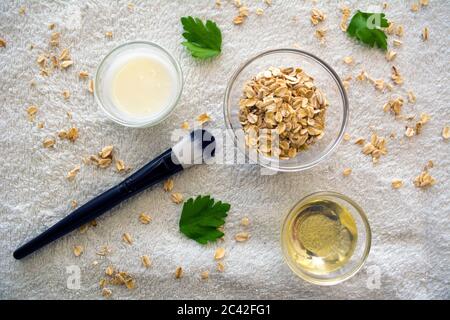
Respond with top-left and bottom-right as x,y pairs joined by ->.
223,49 -> 348,171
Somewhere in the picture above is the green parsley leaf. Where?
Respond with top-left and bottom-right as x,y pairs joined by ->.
179,195 -> 230,244
180,16 -> 222,59
346,11 -> 389,50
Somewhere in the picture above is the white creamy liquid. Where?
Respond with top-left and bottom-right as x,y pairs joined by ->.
107,52 -> 177,117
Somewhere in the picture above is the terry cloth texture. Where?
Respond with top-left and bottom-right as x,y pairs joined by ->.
0,0 -> 449,299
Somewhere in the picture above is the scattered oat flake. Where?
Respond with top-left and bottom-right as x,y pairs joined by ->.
139,212 -> 152,224
27,105 -> 38,120
422,27 -> 429,41
235,232 -> 250,242
393,39 -> 403,47
234,0 -> 242,7
442,127 -> 450,140
88,79 -> 94,94
67,166 -> 80,180
175,266 -> 183,279
241,217 -> 250,227
343,133 -> 351,141
360,133 -> 387,163
48,23 -> 55,30
386,50 -> 397,61
115,159 -> 126,172
60,60 -> 73,69
386,22 -> 395,35
414,170 -> 436,188
37,122 -> 44,129
62,90 -> 70,100
0,38 -> 6,47
310,8 -> 326,25
110,271 -> 135,289
102,288 -> 112,298
201,270 -> 209,279
43,137 -> 55,148
264,0 -> 272,5
163,178 -> 174,192
420,113 -> 431,124
343,56 -> 353,65
105,266 -> 115,276
396,25 -> 404,37
19,6 -> 26,15
405,127 -> 415,137
50,32 -> 60,47
141,255 -> 152,268
391,66 -> 403,85
181,121 -> 190,130
420,0 -> 429,6
256,8 -> 264,15
97,245 -> 111,256
315,29 -> 327,42
105,31 -> 113,39
217,262 -> 225,272
122,232 -> 133,245
99,278 -> 107,288
98,158 -> 112,168
59,48 -> 70,61
214,247 -> 226,260
391,179 -> 403,189
372,79 -> 385,91
171,192 -> 183,204
356,70 -> 367,81
71,200 -> 78,208
233,15 -> 245,25
340,6 -> 351,32
407,91 -> 416,104
239,6 -> 249,17
383,97 -> 404,116
354,137 -> 365,145
66,127 -> 79,142
100,145 -> 113,158
73,245 -> 84,257
411,3 -> 419,12
343,168 -> 352,176
79,71 -> 89,79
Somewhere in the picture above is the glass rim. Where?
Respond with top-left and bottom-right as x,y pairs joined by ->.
223,48 -> 349,172
281,191 -> 372,286
94,40 -> 184,128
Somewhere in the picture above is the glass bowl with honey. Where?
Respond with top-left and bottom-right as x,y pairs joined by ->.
281,191 -> 371,285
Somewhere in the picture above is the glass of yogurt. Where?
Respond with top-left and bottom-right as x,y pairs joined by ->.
95,41 -> 183,127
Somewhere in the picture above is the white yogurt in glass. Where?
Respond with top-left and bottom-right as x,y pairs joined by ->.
95,42 -> 183,127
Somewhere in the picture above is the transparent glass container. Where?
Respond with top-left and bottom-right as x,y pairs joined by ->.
281,191 -> 371,285
94,41 -> 183,128
224,49 -> 348,171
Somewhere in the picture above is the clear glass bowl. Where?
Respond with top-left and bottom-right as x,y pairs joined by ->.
94,41 -> 183,128
281,191 -> 371,286
223,49 -> 348,171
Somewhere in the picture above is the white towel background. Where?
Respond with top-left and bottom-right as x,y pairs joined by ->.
0,0 -> 449,299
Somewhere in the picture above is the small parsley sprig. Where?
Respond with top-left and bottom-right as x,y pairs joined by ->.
179,195 -> 230,244
180,16 -> 222,59
346,11 -> 389,50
